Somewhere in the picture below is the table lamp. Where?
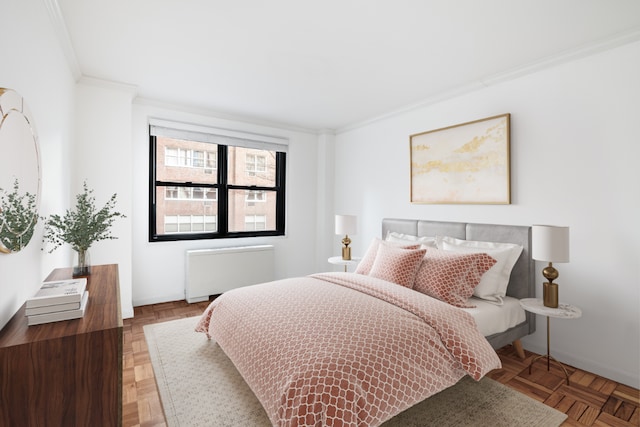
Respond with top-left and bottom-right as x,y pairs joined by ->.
532,225 -> 570,308
335,215 -> 357,260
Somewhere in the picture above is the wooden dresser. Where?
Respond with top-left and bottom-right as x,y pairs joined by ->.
0,264 -> 123,426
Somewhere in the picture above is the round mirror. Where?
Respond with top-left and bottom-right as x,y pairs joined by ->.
0,88 -> 41,253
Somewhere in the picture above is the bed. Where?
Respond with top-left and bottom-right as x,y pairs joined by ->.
196,219 -> 535,426
381,218 -> 535,353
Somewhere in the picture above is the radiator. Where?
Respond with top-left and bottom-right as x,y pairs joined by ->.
185,245 -> 275,303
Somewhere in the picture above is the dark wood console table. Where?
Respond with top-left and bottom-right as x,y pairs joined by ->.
0,264 -> 123,426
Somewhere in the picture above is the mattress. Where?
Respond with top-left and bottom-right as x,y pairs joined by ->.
462,296 -> 526,337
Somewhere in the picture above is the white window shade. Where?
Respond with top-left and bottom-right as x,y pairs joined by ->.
149,119 -> 288,153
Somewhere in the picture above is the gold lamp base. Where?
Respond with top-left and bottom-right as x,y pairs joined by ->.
541,262 -> 559,308
342,246 -> 351,260
543,282 -> 558,308
341,235 -> 352,260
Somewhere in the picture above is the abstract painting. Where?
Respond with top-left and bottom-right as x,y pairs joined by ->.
410,114 -> 510,204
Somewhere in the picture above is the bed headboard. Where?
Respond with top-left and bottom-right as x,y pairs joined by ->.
381,218 -> 536,345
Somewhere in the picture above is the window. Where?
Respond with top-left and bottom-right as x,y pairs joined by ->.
245,215 -> 266,231
164,215 -> 216,233
246,153 -> 267,176
149,122 -> 286,241
165,186 -> 217,201
246,190 -> 266,202
164,147 -> 216,170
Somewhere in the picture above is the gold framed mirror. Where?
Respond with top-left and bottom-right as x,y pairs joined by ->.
0,88 -> 41,253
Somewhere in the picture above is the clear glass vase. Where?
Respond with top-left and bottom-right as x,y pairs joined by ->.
73,248 -> 91,277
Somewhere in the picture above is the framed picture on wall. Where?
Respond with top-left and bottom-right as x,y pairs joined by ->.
410,113 -> 511,204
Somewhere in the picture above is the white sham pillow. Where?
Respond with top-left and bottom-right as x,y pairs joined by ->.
385,231 -> 438,249
436,236 -> 523,303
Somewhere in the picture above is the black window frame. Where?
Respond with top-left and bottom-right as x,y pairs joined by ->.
149,131 -> 286,242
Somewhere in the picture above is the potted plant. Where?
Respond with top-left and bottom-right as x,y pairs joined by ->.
43,181 -> 126,276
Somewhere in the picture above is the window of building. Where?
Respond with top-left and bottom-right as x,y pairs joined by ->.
164,215 -> 216,233
149,122 -> 287,241
246,190 -> 266,202
246,153 -> 267,176
165,186 -> 217,201
245,215 -> 267,231
164,147 -> 216,170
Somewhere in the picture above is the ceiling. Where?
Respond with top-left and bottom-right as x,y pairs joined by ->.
54,0 -> 640,132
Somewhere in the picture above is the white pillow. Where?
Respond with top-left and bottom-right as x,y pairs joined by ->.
385,231 -> 438,249
436,236 -> 523,303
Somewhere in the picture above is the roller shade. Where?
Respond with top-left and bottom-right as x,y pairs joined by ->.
149,119 -> 288,153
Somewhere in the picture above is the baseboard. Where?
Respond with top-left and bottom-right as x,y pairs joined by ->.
132,293 -> 187,308
522,340 -> 638,389
122,305 -> 134,319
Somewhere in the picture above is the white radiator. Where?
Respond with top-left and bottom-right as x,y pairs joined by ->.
185,245 -> 274,303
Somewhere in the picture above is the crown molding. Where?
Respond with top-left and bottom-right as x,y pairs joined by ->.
337,27 -> 640,134
77,75 -> 138,97
480,26 -> 640,87
43,0 -> 82,80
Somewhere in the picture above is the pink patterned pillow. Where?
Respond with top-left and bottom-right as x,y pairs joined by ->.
355,238 -> 421,275
413,250 -> 497,308
369,244 -> 427,288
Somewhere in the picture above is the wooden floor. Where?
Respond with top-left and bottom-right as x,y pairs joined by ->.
123,300 -> 639,427
122,300 -> 212,427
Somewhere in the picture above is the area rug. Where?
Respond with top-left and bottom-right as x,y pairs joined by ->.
145,317 -> 567,427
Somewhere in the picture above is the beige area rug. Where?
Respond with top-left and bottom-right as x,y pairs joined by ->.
145,317 -> 567,427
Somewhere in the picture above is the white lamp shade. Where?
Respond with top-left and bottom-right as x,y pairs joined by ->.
532,225 -> 570,263
335,215 -> 357,235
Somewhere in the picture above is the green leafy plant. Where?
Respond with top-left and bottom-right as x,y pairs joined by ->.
43,181 -> 126,253
0,179 -> 38,252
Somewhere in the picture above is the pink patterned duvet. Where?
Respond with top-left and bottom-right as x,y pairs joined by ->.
195,272 -> 501,426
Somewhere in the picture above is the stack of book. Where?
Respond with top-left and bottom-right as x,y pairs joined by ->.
26,278 -> 89,326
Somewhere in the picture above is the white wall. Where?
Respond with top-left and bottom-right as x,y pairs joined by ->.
333,41 -> 640,388
316,132 -> 337,271
130,102 -> 320,306
73,79 -> 136,318
0,0 -> 75,329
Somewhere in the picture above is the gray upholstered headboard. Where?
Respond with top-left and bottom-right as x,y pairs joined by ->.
381,218 -> 536,348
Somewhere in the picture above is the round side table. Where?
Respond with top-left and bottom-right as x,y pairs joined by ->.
328,256 -> 361,272
519,298 -> 582,385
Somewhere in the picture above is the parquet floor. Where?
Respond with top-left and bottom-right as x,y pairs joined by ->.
489,346 -> 639,426
123,300 -> 639,427
122,300 -> 212,427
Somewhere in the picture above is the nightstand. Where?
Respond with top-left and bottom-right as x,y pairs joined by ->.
519,298 -> 582,385
328,256 -> 361,272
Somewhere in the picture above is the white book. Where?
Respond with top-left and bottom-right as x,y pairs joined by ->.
28,291 -> 89,326
26,278 -> 87,308
25,300 -> 81,316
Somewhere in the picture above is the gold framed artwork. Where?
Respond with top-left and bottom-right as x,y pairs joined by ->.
410,113 -> 511,204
